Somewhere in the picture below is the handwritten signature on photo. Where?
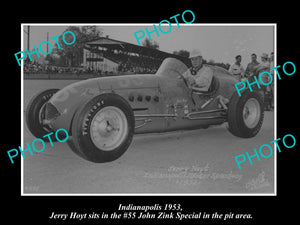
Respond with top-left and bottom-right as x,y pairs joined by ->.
245,171 -> 271,191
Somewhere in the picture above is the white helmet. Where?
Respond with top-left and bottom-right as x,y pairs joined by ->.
189,49 -> 202,58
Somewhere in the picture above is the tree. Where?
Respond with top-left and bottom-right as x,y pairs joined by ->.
45,54 -> 54,65
142,38 -> 159,50
172,50 -> 190,58
208,59 -> 215,64
55,26 -> 103,67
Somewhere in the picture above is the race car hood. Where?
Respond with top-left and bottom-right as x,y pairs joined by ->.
48,74 -> 159,115
45,74 -> 161,132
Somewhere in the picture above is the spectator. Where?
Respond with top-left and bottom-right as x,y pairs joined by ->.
229,55 -> 245,81
269,52 -> 274,69
254,53 -> 270,85
244,53 -> 260,79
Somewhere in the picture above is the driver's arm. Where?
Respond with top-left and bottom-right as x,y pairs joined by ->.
182,70 -> 195,87
193,67 -> 213,91
182,70 -> 189,79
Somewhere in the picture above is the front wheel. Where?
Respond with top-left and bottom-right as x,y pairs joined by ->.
26,89 -> 59,140
68,93 -> 135,163
227,90 -> 264,138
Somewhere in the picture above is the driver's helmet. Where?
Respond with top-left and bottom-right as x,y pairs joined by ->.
189,49 -> 202,59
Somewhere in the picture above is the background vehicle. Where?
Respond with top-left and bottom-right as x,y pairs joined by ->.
26,58 -> 264,163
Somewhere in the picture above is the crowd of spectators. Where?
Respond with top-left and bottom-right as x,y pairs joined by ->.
117,55 -> 161,74
24,61 -> 45,73
24,50 -> 163,76
228,52 -> 274,111
24,61 -> 86,74
101,50 -> 162,74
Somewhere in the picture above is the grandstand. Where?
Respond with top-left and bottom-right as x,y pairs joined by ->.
24,36 -> 191,79
83,37 -> 190,75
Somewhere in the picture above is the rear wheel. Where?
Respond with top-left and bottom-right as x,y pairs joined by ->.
227,90 -> 264,138
67,93 -> 135,163
25,89 -> 59,140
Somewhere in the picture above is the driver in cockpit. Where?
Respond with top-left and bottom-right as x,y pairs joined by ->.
182,49 -> 213,92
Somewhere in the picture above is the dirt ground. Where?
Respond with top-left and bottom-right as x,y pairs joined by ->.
23,80 -> 275,195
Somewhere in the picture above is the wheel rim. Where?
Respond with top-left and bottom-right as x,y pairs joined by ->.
90,106 -> 128,151
38,103 -> 46,124
243,98 -> 261,128
38,102 -> 53,133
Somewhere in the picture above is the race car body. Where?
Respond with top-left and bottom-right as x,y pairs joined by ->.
26,58 -> 264,163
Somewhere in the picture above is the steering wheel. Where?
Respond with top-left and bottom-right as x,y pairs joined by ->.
177,73 -> 196,105
177,73 -> 190,88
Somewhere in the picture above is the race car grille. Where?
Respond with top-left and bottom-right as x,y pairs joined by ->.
45,102 -> 60,120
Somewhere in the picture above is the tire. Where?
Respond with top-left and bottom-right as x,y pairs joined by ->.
227,90 -> 264,138
68,93 -> 135,163
26,89 -> 59,141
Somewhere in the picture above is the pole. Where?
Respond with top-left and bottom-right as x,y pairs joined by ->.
46,32 -> 49,53
27,26 -> 30,50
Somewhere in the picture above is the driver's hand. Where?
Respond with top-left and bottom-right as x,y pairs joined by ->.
187,77 -> 195,85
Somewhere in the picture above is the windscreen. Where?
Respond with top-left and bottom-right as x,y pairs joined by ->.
156,57 -> 188,79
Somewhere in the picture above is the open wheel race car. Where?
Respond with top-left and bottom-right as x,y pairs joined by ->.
26,58 -> 264,163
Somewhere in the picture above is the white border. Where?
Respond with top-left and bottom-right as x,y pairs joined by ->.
21,23 -> 277,196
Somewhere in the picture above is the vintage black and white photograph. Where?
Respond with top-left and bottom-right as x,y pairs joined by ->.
22,24 -> 275,195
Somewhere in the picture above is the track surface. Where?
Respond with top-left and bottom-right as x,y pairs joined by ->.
23,80 -> 275,194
